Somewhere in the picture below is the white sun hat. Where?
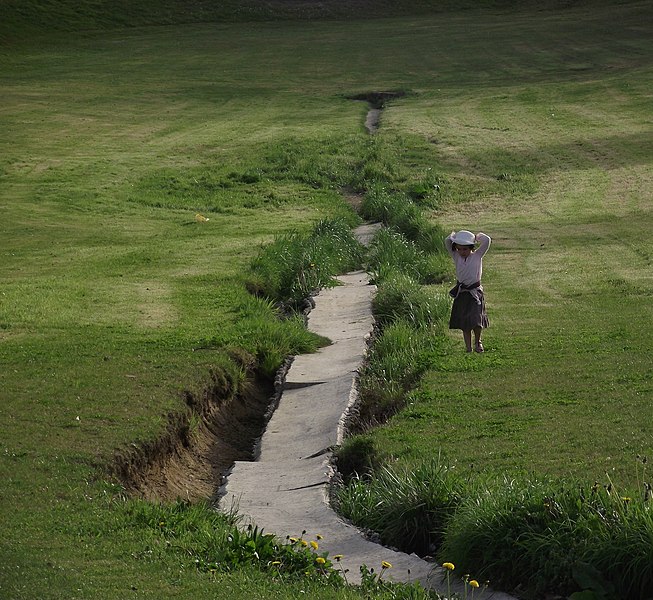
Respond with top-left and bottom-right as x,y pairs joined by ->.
452,230 -> 476,246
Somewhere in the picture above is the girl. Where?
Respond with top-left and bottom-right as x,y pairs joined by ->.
445,230 -> 491,353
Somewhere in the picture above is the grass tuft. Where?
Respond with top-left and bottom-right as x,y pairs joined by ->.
372,269 -> 450,327
367,229 -> 449,285
234,295 -> 329,377
337,459 -> 462,556
440,475 -> 653,599
353,319 -> 447,430
249,218 -> 363,308
361,185 -> 447,254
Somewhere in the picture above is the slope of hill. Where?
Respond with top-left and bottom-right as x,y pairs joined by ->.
0,0 -> 619,42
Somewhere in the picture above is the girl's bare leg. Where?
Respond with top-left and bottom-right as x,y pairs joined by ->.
463,330 -> 473,352
473,327 -> 484,352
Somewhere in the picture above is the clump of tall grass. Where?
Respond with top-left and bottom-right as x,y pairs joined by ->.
372,269 -> 450,327
334,435 -> 382,480
353,319 -> 447,429
439,474 -> 653,599
336,455 -> 653,598
248,218 -> 363,308
235,295 -> 330,377
337,459 -> 462,556
122,500 -> 343,583
366,321 -> 443,382
122,499 -> 444,598
367,228 -> 449,285
348,263 -> 449,431
361,185 -> 447,254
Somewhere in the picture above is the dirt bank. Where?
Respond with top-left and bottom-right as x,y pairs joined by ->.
109,358 -> 278,502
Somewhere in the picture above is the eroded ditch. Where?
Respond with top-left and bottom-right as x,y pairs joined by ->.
109,117 -> 388,503
346,90 -> 407,134
109,353 -> 285,502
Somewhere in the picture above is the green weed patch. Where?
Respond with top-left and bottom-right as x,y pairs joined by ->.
337,459 -> 462,556
248,218 -> 363,308
367,229 -> 449,285
441,474 -> 653,599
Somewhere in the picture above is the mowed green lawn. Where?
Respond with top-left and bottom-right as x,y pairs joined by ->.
367,6 -> 653,487
1,2 -> 651,597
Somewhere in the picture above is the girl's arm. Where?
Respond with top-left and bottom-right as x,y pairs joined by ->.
475,232 -> 491,257
444,231 -> 456,258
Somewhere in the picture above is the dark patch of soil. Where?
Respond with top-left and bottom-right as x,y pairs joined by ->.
346,90 -> 408,134
346,90 -> 407,109
341,186 -> 365,212
109,357 -> 278,502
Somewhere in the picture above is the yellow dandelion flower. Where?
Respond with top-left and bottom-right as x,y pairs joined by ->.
316,557 -> 326,565
381,561 -> 392,569
289,537 -> 298,543
333,554 -> 343,561
443,562 -> 455,571
300,540 -> 308,547
470,580 -> 480,588
310,540 -> 319,550
316,534 -> 323,540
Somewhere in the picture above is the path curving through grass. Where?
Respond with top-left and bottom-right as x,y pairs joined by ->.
220,223 -> 517,598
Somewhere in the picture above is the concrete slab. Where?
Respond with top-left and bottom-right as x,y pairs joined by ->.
354,222 -> 383,247
285,341 -> 366,383
259,374 -> 355,461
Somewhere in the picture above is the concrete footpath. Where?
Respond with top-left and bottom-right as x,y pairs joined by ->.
220,226 -> 516,599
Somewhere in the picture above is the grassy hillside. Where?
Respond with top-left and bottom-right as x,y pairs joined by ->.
1,0 -> 651,598
357,1 -> 653,486
0,0 -> 619,42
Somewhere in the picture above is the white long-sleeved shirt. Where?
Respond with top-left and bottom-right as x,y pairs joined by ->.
444,232 -> 491,286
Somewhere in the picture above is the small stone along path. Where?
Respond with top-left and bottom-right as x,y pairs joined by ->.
220,224 -> 516,598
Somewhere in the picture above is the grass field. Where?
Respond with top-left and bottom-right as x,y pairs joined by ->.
364,7 -> 653,487
1,1 -> 652,598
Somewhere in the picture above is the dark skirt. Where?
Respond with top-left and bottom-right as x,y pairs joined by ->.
449,290 -> 489,331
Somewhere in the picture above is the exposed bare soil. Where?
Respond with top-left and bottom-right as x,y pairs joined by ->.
109,361 -> 278,502
347,90 -> 408,134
